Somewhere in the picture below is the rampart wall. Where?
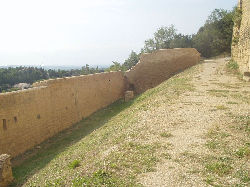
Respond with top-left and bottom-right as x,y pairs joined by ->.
0,48 -> 200,157
232,0 -> 250,74
125,48 -> 200,94
0,72 -> 125,157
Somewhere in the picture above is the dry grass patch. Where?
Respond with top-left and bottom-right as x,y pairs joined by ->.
202,114 -> 250,186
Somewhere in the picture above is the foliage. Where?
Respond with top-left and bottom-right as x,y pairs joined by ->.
227,60 -> 239,70
142,25 -> 177,53
123,51 -> 140,70
105,61 -> 125,72
68,160 -> 80,169
232,7 -> 242,28
193,9 -> 235,57
160,132 -> 173,138
106,51 -> 140,72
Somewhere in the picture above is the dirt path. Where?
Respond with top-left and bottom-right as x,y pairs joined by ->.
138,58 -> 250,186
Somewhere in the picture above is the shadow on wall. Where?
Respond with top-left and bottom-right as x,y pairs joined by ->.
125,48 -> 200,94
11,99 -> 133,186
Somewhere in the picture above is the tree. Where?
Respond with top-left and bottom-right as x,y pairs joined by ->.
106,61 -> 124,72
169,34 -> 193,49
142,25 -> 177,53
123,51 -> 140,70
193,8 -> 234,57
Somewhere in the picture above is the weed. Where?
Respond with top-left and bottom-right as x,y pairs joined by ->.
68,160 -> 80,169
235,146 -> 250,158
161,153 -> 172,160
105,142 -> 159,176
45,178 -> 65,187
207,89 -> 229,97
72,170 -> 125,187
215,105 -> 229,110
160,132 -> 173,138
227,60 -> 239,70
205,175 -> 215,185
205,161 -> 232,176
231,93 -> 250,104
206,140 -> 219,149
232,115 -> 250,132
227,101 -> 238,105
235,169 -> 250,183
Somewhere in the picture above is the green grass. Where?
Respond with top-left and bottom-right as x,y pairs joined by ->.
202,111 -> 250,187
227,101 -> 238,105
232,115 -> 250,132
235,146 -> 250,158
160,132 -> 173,138
231,93 -> 250,104
206,140 -> 219,149
72,170 -> 127,187
11,99 -> 135,186
235,169 -> 250,184
205,161 -> 232,176
68,160 -> 80,169
227,60 -> 239,70
161,153 -> 172,160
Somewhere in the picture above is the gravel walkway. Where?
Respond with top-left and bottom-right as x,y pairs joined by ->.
138,58 -> 250,186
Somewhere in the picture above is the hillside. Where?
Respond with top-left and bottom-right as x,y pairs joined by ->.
12,58 -> 249,187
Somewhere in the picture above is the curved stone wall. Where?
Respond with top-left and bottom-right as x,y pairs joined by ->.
125,48 -> 200,94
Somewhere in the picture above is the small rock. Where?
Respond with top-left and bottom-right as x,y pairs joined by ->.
124,91 -> 134,102
0,154 -> 13,187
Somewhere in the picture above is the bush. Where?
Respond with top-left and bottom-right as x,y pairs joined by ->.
227,60 -> 239,70
233,8 -> 242,28
68,160 -> 80,169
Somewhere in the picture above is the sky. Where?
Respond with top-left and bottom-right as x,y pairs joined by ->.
0,0 -> 237,67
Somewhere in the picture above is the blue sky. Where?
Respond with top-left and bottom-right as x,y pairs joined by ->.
0,0 -> 236,67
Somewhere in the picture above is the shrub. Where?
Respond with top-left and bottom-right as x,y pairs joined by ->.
68,160 -> 80,169
233,8 -> 242,28
227,60 -> 239,70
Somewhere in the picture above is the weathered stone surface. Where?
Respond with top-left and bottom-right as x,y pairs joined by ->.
0,72 -> 125,157
232,0 -> 250,74
0,154 -> 13,187
125,48 -> 200,94
124,91 -> 134,102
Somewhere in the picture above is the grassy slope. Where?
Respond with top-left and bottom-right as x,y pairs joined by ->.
11,65 -> 197,187
11,61 -> 250,187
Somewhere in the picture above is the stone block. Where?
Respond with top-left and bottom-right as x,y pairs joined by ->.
0,154 -> 13,187
124,91 -> 134,102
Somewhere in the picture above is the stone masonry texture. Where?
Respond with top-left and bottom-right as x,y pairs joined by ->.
232,0 -> 250,74
0,48 -> 199,157
0,72 -> 125,157
125,48 -> 200,94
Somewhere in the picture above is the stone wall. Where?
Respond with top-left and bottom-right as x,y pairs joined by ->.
0,72 -> 125,157
232,0 -> 250,74
0,48 -> 200,158
125,48 -> 200,94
